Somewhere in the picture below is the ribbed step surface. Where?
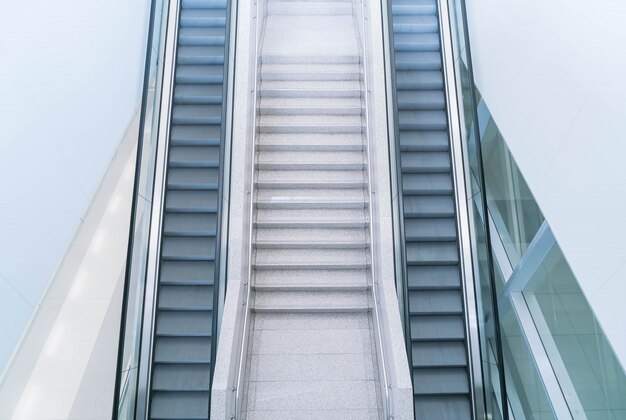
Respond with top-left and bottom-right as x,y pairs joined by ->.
389,0 -> 471,418
242,3 -> 382,418
148,0 -> 230,418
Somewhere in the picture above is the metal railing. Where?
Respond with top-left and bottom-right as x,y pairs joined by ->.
231,0 -> 263,418
356,0 -> 394,417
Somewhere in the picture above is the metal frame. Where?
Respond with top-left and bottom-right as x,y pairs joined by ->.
134,0 -> 181,416
436,0 -> 486,417
508,293 -> 574,419
450,0 -> 511,416
490,220 -> 583,419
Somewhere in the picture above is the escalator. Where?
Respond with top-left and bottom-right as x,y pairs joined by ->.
387,0 -> 473,418
148,0 -> 231,418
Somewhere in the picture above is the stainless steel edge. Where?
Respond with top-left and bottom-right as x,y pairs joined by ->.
437,0 -> 485,417
134,0 -> 181,417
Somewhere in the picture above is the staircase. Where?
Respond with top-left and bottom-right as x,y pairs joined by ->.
389,0 -> 472,418
241,1 -> 383,418
148,0 -> 230,418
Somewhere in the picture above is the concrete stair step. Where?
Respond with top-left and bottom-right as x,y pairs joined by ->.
255,197 -> 368,209
261,54 -> 360,65
253,290 -> 370,312
258,150 -> 364,165
261,79 -> 361,91
260,88 -> 361,98
255,208 -> 367,226
255,227 -> 366,242
260,114 -> 362,127
255,248 -> 368,267
261,63 -> 361,81
256,187 -> 365,202
260,105 -> 363,116
254,268 -> 368,288
268,2 -> 352,15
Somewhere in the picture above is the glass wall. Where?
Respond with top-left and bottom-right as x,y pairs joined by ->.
523,244 -> 626,419
445,1 -> 626,419
477,98 -> 544,268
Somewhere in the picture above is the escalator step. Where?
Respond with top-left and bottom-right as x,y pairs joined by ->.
394,33 -> 441,52
412,341 -> 467,367
164,212 -> 218,236
399,110 -> 447,130
154,336 -> 212,363
393,15 -> 439,33
175,83 -> 223,104
151,391 -> 209,420
408,290 -> 463,315
162,237 -> 217,261
180,8 -> 226,28
165,190 -> 218,213
401,151 -> 451,173
178,46 -> 225,65
171,125 -> 221,146
169,146 -> 220,168
152,364 -> 211,391
406,242 -> 459,265
176,65 -> 224,84
395,52 -> 441,70
405,218 -> 457,241
399,131 -> 448,151
156,311 -> 213,337
397,89 -> 445,110
410,315 -> 466,341
178,27 -> 226,46
407,265 -> 460,290
392,0 -> 437,16
160,260 -> 215,285
396,70 -> 446,90
412,367 -> 469,395
172,104 -> 222,124
414,395 -> 471,419
182,0 -> 227,10
401,174 -> 453,195
158,285 -> 214,310
167,168 -> 219,191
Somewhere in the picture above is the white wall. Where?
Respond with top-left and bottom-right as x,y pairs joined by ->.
466,0 -> 626,365
0,0 -> 150,376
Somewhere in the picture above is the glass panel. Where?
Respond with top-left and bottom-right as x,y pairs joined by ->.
478,104 -> 544,268
501,297 -> 555,420
523,244 -> 626,419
